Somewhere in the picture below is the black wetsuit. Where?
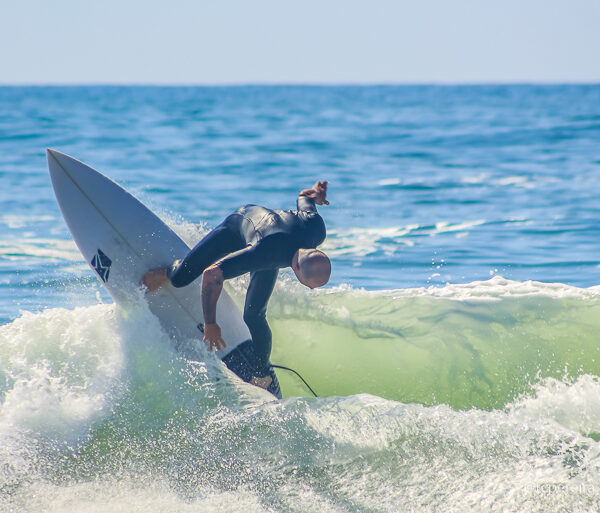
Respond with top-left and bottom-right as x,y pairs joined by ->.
167,196 -> 326,397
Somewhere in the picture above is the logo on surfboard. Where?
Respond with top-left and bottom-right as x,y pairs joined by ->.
91,249 -> 112,282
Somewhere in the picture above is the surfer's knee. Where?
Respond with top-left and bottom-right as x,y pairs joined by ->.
167,259 -> 189,288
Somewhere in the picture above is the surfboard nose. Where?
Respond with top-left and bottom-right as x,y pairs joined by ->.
47,148 -> 65,162
47,148 -> 59,175
47,149 -> 83,178
47,148 -> 62,168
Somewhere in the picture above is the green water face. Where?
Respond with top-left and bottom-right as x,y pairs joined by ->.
269,290 -> 600,409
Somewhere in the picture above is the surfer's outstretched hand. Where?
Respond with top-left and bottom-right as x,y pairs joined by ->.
299,180 -> 329,206
141,267 -> 169,293
204,322 -> 227,352
312,180 -> 329,206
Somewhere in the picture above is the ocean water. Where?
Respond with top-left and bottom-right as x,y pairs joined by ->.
2,85 -> 600,511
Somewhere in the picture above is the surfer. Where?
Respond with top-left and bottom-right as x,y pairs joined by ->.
141,180 -> 330,396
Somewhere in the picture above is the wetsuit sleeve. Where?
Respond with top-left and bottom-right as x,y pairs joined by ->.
217,238 -> 287,279
243,268 -> 279,376
167,220 -> 245,288
296,195 -> 326,247
297,195 -> 318,214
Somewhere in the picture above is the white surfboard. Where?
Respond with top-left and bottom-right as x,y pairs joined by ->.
47,149 -> 250,359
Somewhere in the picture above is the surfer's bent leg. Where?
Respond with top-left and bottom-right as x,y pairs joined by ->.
169,214 -> 245,288
243,268 -> 279,376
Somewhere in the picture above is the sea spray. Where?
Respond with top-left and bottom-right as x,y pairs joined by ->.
5,371 -> 600,511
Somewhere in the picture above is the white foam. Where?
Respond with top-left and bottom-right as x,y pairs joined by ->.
0,304 -> 126,445
11,480 -> 273,513
509,374 -> 600,435
461,172 -> 491,184
494,175 -> 532,188
311,275 -> 600,302
0,238 -> 80,261
377,178 -> 401,186
432,219 -> 485,234
323,226 -> 414,257
324,221 -> 486,258
460,173 -> 535,189
0,214 -> 56,229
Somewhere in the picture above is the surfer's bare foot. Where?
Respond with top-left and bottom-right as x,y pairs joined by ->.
250,375 -> 273,390
141,267 -> 169,293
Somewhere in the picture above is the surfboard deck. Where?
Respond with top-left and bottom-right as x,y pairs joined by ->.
46,149 -> 251,361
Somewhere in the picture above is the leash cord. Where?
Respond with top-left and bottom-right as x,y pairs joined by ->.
271,364 -> 318,398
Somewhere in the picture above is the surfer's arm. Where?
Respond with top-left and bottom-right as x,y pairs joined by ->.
201,264 -> 227,352
297,185 -> 327,248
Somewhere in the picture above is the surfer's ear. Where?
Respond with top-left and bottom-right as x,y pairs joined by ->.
291,257 -> 300,274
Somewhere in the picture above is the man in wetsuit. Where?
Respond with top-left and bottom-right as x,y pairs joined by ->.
141,180 -> 330,397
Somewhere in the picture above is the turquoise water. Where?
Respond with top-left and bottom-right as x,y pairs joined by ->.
2,85 -> 600,511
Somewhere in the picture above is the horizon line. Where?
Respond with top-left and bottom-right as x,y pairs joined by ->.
1,80 -> 599,88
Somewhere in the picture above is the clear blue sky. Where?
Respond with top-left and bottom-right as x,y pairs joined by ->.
1,0 -> 599,84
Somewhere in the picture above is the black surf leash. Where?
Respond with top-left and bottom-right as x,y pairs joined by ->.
271,364 -> 318,398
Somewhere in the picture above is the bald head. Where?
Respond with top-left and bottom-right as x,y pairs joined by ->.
293,249 -> 331,289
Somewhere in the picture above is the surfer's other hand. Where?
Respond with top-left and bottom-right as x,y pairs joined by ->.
203,323 -> 227,352
141,267 -> 169,293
